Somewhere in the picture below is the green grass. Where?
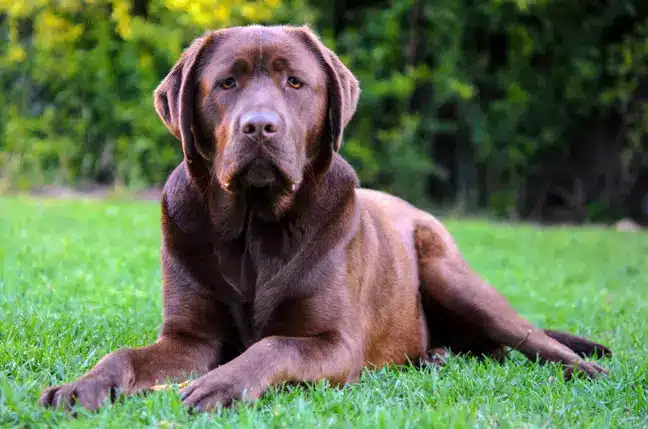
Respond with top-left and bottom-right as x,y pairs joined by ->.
1,196 -> 647,428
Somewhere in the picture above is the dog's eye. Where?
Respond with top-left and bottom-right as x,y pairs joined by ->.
287,77 -> 303,89
220,78 -> 236,89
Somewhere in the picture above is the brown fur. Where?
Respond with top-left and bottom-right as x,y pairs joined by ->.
40,25 -> 611,412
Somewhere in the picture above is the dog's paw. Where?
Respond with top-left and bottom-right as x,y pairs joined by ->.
39,377 -> 117,412
179,369 -> 261,412
564,361 -> 609,380
419,348 -> 450,368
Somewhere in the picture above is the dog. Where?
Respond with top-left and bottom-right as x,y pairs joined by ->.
40,25 -> 611,412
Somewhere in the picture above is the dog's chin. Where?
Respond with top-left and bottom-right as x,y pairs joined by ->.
245,185 -> 296,221
221,160 -> 301,221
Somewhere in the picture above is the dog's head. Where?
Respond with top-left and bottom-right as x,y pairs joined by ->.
154,25 -> 359,217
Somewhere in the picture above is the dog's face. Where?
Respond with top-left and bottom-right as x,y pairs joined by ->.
154,26 -> 359,216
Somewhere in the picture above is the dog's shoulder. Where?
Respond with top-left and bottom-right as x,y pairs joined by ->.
161,162 -> 210,236
356,189 -> 421,220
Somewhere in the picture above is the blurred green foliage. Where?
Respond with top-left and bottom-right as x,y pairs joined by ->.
1,0 -> 647,221
0,0 -> 310,188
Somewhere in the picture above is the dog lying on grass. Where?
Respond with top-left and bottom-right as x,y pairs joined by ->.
40,25 -> 611,412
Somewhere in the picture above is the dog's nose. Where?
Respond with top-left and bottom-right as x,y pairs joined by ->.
240,111 -> 281,139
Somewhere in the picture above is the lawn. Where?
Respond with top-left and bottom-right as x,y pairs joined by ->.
1,196 -> 647,428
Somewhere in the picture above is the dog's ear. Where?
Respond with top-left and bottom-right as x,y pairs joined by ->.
154,33 -> 214,164
293,26 -> 360,153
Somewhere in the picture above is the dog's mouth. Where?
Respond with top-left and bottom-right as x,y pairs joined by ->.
225,159 -> 298,195
241,159 -> 281,188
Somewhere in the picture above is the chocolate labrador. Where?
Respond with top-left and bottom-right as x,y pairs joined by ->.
40,25 -> 611,412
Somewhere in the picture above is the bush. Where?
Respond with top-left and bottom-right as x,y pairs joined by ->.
328,0 -> 648,219
1,0 -> 647,222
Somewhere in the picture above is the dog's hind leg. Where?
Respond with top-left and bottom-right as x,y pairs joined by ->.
543,329 -> 612,358
414,222 -> 609,379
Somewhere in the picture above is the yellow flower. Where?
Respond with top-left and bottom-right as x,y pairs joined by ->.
112,0 -> 133,39
7,45 -> 27,63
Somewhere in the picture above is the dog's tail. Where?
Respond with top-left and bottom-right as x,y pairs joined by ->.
544,329 -> 612,358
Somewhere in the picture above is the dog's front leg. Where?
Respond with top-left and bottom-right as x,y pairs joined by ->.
179,333 -> 360,411
39,335 -> 220,411
40,249 -> 229,411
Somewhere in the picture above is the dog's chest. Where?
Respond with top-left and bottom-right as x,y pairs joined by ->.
214,242 -> 253,301
214,225 -> 317,345
215,236 -> 292,297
